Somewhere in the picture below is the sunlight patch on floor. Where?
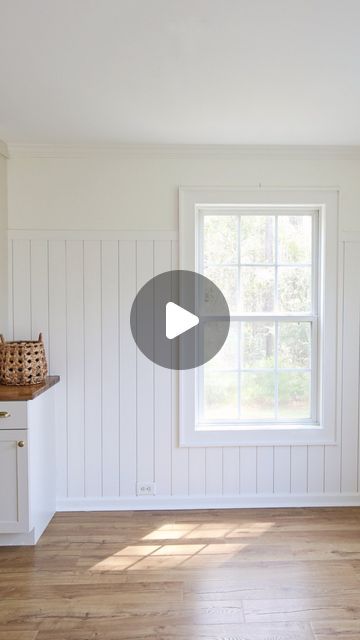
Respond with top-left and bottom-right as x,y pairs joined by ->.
142,521 -> 274,541
91,541 -> 249,571
89,520 -> 274,572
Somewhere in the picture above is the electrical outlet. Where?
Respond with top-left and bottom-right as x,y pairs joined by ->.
136,482 -> 156,496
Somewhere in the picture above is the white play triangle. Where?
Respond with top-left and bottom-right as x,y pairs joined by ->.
166,302 -> 199,340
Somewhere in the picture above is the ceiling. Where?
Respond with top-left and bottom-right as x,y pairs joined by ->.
0,0 -> 359,145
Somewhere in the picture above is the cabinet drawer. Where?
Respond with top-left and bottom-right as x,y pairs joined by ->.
0,402 -> 28,429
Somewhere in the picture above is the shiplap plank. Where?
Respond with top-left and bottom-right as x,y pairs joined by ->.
324,445 -> 341,493
341,242 -> 360,492
7,240 -> 13,338
307,445 -> 324,493
101,241 -> 120,496
189,448 -> 206,495
171,369 -> 189,495
154,240 -> 172,495
290,446 -> 308,494
240,447 -> 257,494
188,447 -> 206,495
12,239 -> 31,339
257,446 -> 274,494
170,240 -> 189,496
136,240 -> 155,485
119,240 -> 137,495
48,240 -> 67,499
66,240 -> 85,497
274,446 -> 291,494
222,447 -> 240,494
83,241 -> 102,497
205,448 -> 223,495
30,240 -> 49,355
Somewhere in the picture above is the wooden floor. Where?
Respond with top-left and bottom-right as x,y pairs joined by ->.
1,508 -> 360,639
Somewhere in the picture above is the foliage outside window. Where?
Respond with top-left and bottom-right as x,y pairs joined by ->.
198,210 -> 318,426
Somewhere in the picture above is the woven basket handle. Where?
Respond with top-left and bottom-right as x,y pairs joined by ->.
0,334 -> 5,344
38,333 -> 43,342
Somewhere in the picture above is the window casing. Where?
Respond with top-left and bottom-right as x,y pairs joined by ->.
179,188 -> 339,447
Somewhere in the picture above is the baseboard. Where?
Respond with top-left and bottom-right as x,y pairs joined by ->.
0,529 -> 36,546
56,493 -> 360,511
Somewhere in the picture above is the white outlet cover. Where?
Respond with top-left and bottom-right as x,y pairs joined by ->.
136,482 -> 156,496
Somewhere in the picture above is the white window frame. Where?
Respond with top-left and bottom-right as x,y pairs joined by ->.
179,187 -> 340,446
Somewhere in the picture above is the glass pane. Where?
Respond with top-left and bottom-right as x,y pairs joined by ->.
240,215 -> 275,264
240,267 -> 275,312
278,322 -> 311,369
278,372 -> 311,419
241,372 -> 275,419
206,321 -> 239,370
278,215 -> 312,264
242,321 -> 275,369
203,215 -> 238,265
203,371 -> 238,419
278,267 -> 311,313
204,265 -> 238,312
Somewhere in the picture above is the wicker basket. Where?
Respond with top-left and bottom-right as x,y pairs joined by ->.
0,334 -> 48,386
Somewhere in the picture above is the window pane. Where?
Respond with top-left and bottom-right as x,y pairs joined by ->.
241,372 -> 275,419
278,372 -> 311,419
200,210 -> 317,426
204,215 -> 238,265
278,267 -> 311,313
206,321 -> 239,370
242,321 -> 275,369
240,267 -> 275,312
204,265 -> 238,312
203,371 -> 238,419
240,215 -> 275,264
278,322 -> 311,369
278,215 -> 312,264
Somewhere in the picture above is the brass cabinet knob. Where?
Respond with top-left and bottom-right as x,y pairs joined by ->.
17,440 -> 25,448
0,411 -> 11,418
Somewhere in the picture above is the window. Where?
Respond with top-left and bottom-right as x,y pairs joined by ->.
179,188 -> 339,446
199,210 -> 317,426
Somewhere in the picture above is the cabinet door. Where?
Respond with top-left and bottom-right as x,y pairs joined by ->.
0,430 -> 29,533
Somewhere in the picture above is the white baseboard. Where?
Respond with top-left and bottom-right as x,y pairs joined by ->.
0,529 -> 36,546
56,493 -> 360,512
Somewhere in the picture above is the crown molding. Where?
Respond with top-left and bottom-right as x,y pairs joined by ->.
0,140 -> 9,158
7,143 -> 360,159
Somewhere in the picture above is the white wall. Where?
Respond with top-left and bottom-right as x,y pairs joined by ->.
0,145 -> 8,334
7,146 -> 360,231
6,145 -> 360,508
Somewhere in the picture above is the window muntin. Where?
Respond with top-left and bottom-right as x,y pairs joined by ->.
198,209 -> 318,427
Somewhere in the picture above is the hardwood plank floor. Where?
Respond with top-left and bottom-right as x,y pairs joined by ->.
0,508 -> 360,639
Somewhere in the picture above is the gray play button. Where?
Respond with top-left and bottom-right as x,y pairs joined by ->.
130,269 -> 230,370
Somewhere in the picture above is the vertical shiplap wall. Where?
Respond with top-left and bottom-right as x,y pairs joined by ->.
7,233 -> 360,505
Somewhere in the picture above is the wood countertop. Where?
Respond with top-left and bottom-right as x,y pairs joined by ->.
0,376 -> 60,401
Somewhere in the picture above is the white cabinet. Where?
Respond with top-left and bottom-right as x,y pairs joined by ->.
0,430 -> 29,532
0,376 -> 59,545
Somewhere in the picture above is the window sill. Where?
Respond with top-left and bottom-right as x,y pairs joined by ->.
180,422 -> 337,447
